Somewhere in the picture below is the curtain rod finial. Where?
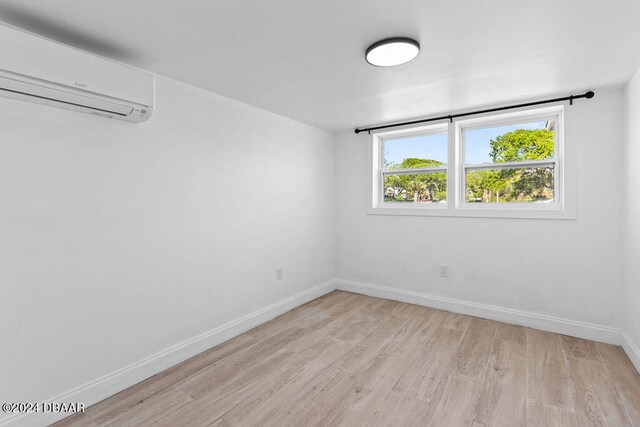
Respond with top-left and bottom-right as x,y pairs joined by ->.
585,91 -> 595,99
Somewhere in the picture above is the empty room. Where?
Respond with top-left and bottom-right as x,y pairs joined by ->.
1,1 -> 640,426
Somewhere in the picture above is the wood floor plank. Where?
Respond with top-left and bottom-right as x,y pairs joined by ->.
384,308 -> 444,357
422,374 -> 480,426
177,346 -> 295,400
85,334 -> 259,424
269,367 -> 356,426
243,308 -> 322,341
367,391 -> 427,427
175,326 -> 305,399
561,335 -> 603,363
566,356 -> 630,426
333,314 -> 418,375
447,318 -> 497,384
305,290 -> 353,309
285,304 -> 386,354
257,322 -> 405,426
320,354 -> 412,426
245,291 -> 359,340
474,339 -> 527,427
526,328 -> 574,410
156,350 -> 303,426
526,400 -> 579,427
379,316 -> 429,357
393,326 -> 464,403
101,387 -> 193,427
261,351 -> 391,427
170,319 -> 370,427
596,343 -> 640,425
52,413 -> 97,427
153,381 -> 263,426
495,323 -> 526,345
392,302 -> 439,320
217,337 -> 357,425
440,312 -> 473,331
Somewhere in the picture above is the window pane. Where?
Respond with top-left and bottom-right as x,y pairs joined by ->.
384,133 -> 447,170
465,166 -> 554,203
464,120 -> 555,165
384,172 -> 447,203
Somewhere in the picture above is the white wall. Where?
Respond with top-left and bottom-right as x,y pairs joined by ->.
623,71 -> 640,359
0,76 -> 335,413
335,89 -> 623,330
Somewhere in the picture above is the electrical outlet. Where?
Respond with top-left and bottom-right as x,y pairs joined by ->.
276,267 -> 284,280
439,264 -> 449,277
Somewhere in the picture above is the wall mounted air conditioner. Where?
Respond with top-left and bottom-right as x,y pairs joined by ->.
0,23 -> 154,123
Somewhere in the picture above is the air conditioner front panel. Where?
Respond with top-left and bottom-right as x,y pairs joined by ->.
0,22 -> 154,122
0,24 -> 154,107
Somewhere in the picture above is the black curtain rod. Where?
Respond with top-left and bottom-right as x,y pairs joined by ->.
354,90 -> 595,134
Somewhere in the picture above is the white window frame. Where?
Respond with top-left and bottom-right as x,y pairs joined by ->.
367,104 -> 576,219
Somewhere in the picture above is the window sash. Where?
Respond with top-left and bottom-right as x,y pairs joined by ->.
380,168 -> 448,205
463,159 -> 555,171
381,129 -> 449,174
382,166 -> 447,176
458,111 -> 561,209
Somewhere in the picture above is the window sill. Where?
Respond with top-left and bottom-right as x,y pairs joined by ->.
367,205 -> 576,220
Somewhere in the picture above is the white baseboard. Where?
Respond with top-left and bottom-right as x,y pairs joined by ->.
0,280 -> 335,427
622,332 -> 640,374
335,279 -> 623,345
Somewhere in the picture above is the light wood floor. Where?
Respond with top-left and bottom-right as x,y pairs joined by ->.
56,291 -> 640,427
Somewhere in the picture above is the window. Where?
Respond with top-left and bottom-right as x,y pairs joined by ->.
458,110 -> 561,210
381,127 -> 448,205
369,105 -> 574,219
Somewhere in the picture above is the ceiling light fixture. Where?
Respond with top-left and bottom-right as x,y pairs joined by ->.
365,37 -> 420,67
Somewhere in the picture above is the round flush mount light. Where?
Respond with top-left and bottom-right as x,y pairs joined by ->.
365,37 -> 420,67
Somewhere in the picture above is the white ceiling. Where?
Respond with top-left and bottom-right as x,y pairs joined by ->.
1,0 -> 639,132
